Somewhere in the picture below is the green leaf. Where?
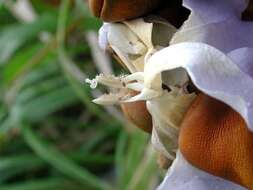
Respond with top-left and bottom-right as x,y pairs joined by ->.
16,76 -> 66,105
0,168 -> 27,183
3,43 -> 43,83
115,131 -> 159,190
0,154 -> 44,171
118,132 -> 148,188
115,131 -> 128,186
0,154 -> 45,183
125,146 -> 158,190
0,14 -> 56,65
22,125 -> 113,190
19,58 -> 60,89
15,85 -> 79,122
0,152 -> 113,183
0,178 -> 82,190
0,0 -> 3,8
0,84 -> 79,134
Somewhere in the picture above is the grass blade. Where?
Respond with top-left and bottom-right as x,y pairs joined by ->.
0,14 -> 56,65
22,125 -> 112,190
0,178 -> 82,190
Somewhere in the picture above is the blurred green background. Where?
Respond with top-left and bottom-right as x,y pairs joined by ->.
0,0 -> 162,189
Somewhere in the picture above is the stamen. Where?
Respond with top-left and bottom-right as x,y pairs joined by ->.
122,72 -> 144,83
86,74 -> 131,89
92,93 -> 121,105
85,78 -> 98,89
93,91 -> 131,105
96,74 -> 125,88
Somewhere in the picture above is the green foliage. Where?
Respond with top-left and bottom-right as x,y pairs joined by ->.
0,0 -> 161,189
0,14 -> 57,65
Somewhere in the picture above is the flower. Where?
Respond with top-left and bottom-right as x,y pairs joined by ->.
87,18 -> 194,159
87,0 -> 253,189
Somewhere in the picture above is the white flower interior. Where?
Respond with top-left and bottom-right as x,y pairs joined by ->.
86,18 -> 198,161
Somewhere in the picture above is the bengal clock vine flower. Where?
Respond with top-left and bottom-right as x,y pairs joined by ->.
87,0 -> 253,189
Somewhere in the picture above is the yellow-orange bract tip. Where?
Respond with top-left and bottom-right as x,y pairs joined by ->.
179,93 -> 253,189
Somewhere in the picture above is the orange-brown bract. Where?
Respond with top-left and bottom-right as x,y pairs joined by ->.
88,0 -> 162,22
179,93 -> 253,189
88,0 -> 190,27
121,90 -> 153,133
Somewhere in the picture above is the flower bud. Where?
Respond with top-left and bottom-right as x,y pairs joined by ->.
179,93 -> 253,189
120,90 -> 152,133
88,0 -> 163,22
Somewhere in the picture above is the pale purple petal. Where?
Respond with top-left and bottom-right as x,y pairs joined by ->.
183,0 -> 248,22
98,23 -> 109,50
172,0 -> 253,53
158,151 -> 246,190
145,42 -> 253,131
228,47 -> 253,77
